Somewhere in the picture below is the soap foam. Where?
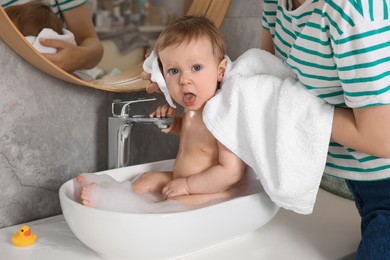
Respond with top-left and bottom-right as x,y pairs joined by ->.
77,173 -> 194,213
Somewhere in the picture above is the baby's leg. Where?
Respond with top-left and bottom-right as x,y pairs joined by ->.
132,171 -> 173,194
76,172 -> 193,213
172,188 -> 238,206
172,177 -> 247,206
79,182 -> 162,212
76,173 -> 131,205
78,173 -> 187,213
76,173 -> 129,189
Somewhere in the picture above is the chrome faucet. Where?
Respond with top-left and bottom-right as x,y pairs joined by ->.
108,98 -> 175,169
111,98 -> 174,128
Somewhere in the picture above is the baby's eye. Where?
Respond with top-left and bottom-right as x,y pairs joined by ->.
168,68 -> 179,75
192,65 -> 202,71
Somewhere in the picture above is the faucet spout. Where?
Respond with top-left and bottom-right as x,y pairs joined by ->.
111,98 -> 175,129
112,98 -> 157,118
108,98 -> 176,169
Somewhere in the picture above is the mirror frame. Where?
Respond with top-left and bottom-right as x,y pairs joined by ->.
0,0 -> 231,92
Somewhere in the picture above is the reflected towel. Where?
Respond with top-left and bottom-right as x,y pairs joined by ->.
203,49 -> 334,214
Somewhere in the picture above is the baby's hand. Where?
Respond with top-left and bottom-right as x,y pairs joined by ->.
150,105 -> 176,133
150,104 -> 176,118
162,178 -> 190,199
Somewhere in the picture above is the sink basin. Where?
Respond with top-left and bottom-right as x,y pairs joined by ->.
59,159 -> 279,259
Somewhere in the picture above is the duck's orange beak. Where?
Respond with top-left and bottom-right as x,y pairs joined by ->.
24,230 -> 31,236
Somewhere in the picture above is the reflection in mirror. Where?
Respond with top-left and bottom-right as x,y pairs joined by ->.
4,1 -> 98,81
93,0 -> 190,80
2,0 -> 190,82
0,0 -> 231,92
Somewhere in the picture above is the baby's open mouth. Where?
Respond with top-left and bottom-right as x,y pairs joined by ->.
183,93 -> 196,106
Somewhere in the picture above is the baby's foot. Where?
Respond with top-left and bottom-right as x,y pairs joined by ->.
80,183 -> 99,207
79,181 -> 128,208
76,173 -> 117,188
79,182 -> 149,212
75,173 -> 130,205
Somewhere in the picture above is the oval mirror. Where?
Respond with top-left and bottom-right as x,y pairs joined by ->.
0,0 -> 230,93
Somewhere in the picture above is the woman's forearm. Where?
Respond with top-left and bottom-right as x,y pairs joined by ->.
260,29 -> 275,54
332,105 -> 390,158
63,4 -> 103,70
77,37 -> 104,69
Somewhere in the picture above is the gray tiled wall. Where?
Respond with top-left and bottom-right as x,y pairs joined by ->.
0,0 -> 263,228
0,40 -> 179,228
0,39 -> 107,227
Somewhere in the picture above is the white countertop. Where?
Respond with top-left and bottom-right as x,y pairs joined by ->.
0,189 -> 360,260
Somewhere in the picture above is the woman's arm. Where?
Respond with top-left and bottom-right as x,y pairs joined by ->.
40,3 -> 103,72
261,30 -> 390,158
332,105 -> 390,158
260,29 -> 275,54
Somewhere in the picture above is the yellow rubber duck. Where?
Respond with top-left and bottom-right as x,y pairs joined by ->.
11,225 -> 37,247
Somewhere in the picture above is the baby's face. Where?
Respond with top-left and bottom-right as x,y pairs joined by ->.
159,36 -> 224,111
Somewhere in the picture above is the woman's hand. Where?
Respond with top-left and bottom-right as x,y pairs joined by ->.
141,52 -> 161,93
141,71 -> 161,93
39,38 -> 88,72
59,3 -> 103,71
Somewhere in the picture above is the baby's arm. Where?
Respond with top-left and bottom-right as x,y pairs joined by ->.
162,141 -> 245,199
150,104 -> 182,135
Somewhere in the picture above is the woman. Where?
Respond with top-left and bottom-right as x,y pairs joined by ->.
261,0 -> 390,258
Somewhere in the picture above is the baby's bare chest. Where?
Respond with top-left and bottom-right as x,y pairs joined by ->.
173,113 -> 219,176
179,114 -> 217,153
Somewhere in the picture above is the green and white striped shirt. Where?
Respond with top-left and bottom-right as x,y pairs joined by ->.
262,0 -> 390,180
1,0 -> 86,17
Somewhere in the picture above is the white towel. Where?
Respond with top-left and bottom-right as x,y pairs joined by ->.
143,50 -> 176,108
203,49 -> 334,214
25,28 -> 96,81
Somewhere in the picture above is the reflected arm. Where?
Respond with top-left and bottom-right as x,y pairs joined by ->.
41,3 -> 103,72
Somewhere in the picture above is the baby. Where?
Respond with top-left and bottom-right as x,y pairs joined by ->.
5,1 -> 96,81
77,16 -> 248,212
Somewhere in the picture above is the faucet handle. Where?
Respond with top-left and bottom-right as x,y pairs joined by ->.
112,98 -> 157,118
